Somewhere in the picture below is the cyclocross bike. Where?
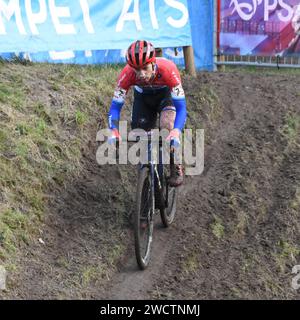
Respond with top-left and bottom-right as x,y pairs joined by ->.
131,131 -> 178,270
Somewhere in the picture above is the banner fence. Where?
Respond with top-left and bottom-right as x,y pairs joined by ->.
219,0 -> 300,57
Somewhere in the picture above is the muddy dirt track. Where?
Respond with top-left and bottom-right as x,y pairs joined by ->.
2,69 -> 300,300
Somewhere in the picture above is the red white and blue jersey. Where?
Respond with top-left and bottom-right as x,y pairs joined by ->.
108,58 -> 187,131
112,58 -> 185,104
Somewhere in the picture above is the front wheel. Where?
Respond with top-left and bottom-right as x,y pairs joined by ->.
134,166 -> 154,270
160,166 -> 178,227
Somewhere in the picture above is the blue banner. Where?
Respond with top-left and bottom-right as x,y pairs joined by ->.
188,0 -> 214,71
2,47 -> 185,66
0,0 -> 192,53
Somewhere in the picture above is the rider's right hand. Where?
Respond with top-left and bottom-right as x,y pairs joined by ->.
108,128 -> 121,145
166,128 -> 181,150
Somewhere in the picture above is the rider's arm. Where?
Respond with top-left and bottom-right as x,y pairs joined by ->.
171,84 -> 187,131
163,59 -> 187,132
108,88 -> 126,129
107,65 -> 134,130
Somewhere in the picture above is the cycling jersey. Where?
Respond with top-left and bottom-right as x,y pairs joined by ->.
108,58 -> 187,131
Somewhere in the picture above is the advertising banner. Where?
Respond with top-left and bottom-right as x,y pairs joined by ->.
0,0 -> 192,53
220,0 -> 300,56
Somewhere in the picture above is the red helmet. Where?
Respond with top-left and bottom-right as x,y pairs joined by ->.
126,40 -> 156,69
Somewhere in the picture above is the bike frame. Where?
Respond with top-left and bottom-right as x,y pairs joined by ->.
139,132 -> 175,212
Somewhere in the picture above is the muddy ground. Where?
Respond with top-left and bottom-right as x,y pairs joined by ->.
1,68 -> 300,300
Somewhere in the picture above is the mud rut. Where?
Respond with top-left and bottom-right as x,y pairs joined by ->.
3,71 -> 300,299
103,73 -> 259,299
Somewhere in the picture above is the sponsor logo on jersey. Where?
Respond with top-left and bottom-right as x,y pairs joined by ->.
113,87 -> 126,103
171,84 -> 185,99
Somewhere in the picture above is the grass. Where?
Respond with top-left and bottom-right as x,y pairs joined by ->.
2,60 -> 298,299
107,243 -> 125,267
0,208 -> 32,260
0,61 -> 122,268
185,84 -> 221,146
221,65 -> 300,75
234,211 -> 249,237
81,264 -> 106,286
211,215 -> 225,239
182,251 -> 200,275
274,240 -> 300,273
75,110 -> 88,126
188,85 -> 221,126
281,113 -> 300,145
291,188 -> 300,211
0,82 -> 25,110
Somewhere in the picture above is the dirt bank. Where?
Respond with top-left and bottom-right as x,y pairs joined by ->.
1,65 -> 299,299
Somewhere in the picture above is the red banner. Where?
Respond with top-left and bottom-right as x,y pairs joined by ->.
220,0 -> 300,56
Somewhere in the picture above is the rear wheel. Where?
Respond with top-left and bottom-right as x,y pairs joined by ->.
134,166 -> 154,270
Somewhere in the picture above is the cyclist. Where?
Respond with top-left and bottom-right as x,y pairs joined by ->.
107,40 -> 187,187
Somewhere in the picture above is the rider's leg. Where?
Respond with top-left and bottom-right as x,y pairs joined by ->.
160,106 -> 184,187
159,106 -> 176,130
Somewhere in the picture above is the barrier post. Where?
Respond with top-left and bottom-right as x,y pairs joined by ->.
219,53 -> 226,71
214,0 -> 219,71
155,48 -> 163,57
183,46 -> 197,77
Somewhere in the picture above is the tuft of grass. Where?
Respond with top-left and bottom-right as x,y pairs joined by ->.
81,265 -> 106,287
255,200 -> 268,224
234,211 -> 248,236
241,255 -> 255,274
187,85 -> 221,127
107,243 -> 125,267
230,286 -> 244,298
261,272 -> 286,297
0,209 -> 32,259
15,142 -> 29,158
274,240 -> 300,273
33,103 -> 53,124
281,113 -> 300,145
211,215 -> 225,239
228,192 -> 239,210
35,119 -> 47,134
0,82 -> 24,110
0,129 -> 9,152
75,110 -> 88,126
183,251 -> 200,275
291,188 -> 300,211
50,82 -> 60,92
150,286 -> 173,299
15,123 -> 30,136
